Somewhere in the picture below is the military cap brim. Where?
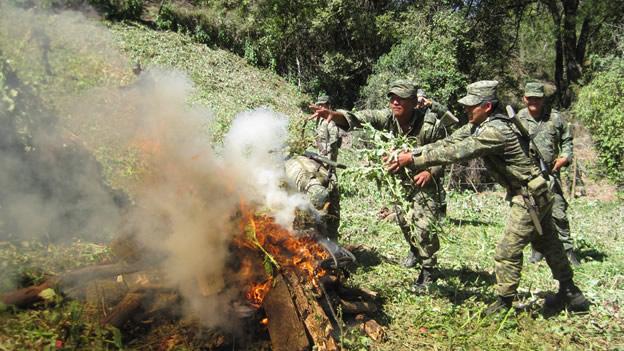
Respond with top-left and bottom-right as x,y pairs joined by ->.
458,94 -> 482,106
524,91 -> 544,98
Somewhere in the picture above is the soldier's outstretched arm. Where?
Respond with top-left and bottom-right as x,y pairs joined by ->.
309,104 -> 349,129
410,124 -> 507,170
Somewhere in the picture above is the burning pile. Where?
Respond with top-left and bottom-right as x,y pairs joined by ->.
236,205 -> 330,308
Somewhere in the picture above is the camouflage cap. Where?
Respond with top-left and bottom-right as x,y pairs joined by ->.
524,82 -> 545,97
458,80 -> 499,106
316,93 -> 330,105
387,80 -> 417,99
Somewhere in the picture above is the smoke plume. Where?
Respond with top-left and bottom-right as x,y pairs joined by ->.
0,3 -> 311,330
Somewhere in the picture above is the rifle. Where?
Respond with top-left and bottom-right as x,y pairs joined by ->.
506,105 -> 550,235
303,150 -> 347,170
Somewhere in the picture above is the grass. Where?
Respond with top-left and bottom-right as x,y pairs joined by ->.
338,145 -> 624,350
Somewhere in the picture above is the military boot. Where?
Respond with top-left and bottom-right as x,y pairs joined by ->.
528,248 -> 544,264
411,267 -> 436,293
545,280 -> 590,312
566,249 -> 581,266
484,295 -> 514,315
402,249 -> 419,268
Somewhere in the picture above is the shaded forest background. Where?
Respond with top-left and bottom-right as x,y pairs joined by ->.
5,0 -> 624,184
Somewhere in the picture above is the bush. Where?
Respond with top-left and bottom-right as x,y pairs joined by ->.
359,9 -> 468,110
574,57 -> 624,185
90,0 -> 143,20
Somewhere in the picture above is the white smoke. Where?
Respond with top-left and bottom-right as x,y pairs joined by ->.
222,109 -> 309,228
0,2 -> 312,331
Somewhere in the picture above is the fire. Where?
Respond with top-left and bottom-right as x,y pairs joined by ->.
245,279 -> 273,308
238,203 -> 330,308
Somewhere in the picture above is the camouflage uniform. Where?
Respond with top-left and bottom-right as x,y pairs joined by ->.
518,83 -> 575,251
337,83 -> 451,269
411,81 -> 574,298
285,154 -> 340,240
285,100 -> 342,240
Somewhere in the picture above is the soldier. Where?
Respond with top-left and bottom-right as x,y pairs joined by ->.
390,80 -> 589,313
518,82 -> 580,266
310,80 -> 454,292
314,93 -> 342,161
284,93 -> 343,240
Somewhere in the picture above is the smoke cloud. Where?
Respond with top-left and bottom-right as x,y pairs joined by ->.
0,3 -> 311,330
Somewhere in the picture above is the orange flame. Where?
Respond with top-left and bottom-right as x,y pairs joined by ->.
245,279 -> 273,308
238,203 -> 329,308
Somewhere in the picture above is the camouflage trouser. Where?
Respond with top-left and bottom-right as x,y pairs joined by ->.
396,190 -> 443,269
551,179 -> 573,251
306,181 -> 340,241
495,194 -> 573,297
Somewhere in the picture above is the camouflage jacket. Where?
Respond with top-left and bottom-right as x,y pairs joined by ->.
517,107 -> 573,168
413,112 -> 542,196
337,107 -> 451,194
315,119 -> 342,161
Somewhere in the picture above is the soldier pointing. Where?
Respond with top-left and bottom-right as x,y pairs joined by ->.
311,80 -> 454,292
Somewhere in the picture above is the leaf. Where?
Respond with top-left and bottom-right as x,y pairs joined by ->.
38,288 -> 57,301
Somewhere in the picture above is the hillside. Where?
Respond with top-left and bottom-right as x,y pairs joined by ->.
0,6 -> 311,190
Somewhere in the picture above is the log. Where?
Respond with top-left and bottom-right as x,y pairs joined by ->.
263,275 -> 310,351
338,297 -> 378,315
282,271 -> 338,351
0,280 -> 55,308
358,317 -> 385,341
101,291 -> 147,328
1,263 -> 145,308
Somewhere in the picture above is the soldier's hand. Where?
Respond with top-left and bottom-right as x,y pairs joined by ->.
384,151 -> 413,173
552,157 -> 569,172
309,104 -> 331,120
417,97 -> 432,109
413,170 -> 432,187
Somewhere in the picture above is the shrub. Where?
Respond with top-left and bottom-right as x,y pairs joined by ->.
574,57 -> 624,185
359,9 -> 468,110
90,0 -> 143,20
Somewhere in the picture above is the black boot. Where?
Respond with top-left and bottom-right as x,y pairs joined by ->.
529,248 -> 544,264
545,280 -> 590,312
484,295 -> 514,315
411,267 -> 436,293
566,249 -> 581,266
402,249 -> 419,268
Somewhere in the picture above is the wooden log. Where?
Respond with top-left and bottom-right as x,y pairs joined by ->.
358,317 -> 385,341
1,263 -> 145,308
338,297 -> 378,315
101,291 -> 147,328
0,280 -> 55,308
282,271 -> 338,351
263,275 -> 310,351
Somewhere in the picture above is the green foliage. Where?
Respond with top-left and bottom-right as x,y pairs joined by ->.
516,3 -> 556,82
89,0 -> 143,20
8,0 -> 143,20
148,0 -> 392,107
155,1 -> 176,31
360,8 -> 468,110
574,56 -> 624,185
